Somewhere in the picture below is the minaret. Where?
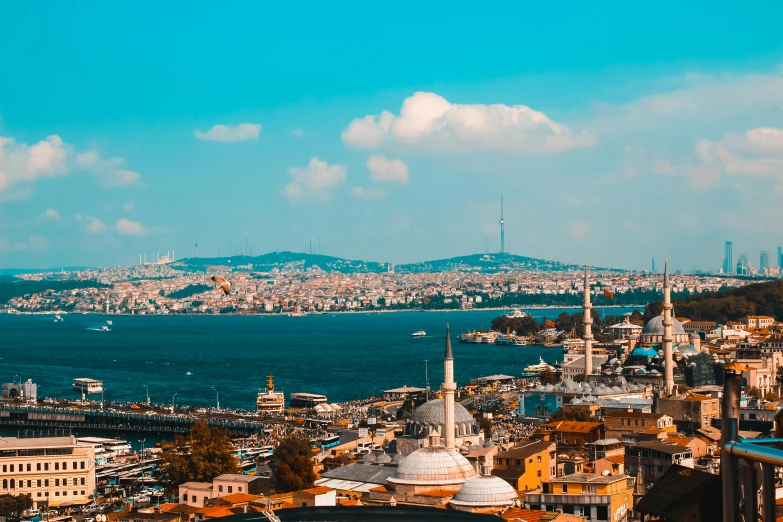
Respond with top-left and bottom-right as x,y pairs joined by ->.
583,263 -> 593,376
443,324 -> 457,451
663,259 -> 674,394
499,195 -> 505,255
632,453 -> 646,513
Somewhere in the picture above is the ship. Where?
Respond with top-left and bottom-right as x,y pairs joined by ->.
523,357 -> 556,374
256,375 -> 285,414
412,330 -> 427,338
504,309 -> 529,319
53,314 -> 64,323
289,392 -> 328,409
72,378 -> 104,394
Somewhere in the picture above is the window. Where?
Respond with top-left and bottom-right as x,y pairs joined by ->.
581,484 -> 596,493
62,462 -> 66,470
55,492 -> 59,497
55,479 -> 59,487
37,493 -> 41,498
203,497 -> 208,503
45,479 -> 49,487
537,455 -> 542,463
73,491 -> 77,496
44,463 -> 49,471
238,487 -> 242,492
562,484 -> 567,493
81,490 -> 85,495
55,463 -> 59,471
182,495 -> 187,502
2,479 -> 6,489
10,479 -> 15,489
27,464 -> 31,472
1,465 -> 5,473
80,462 -> 85,470
73,462 -> 77,470
9,465 -> 13,472
37,480 -> 41,487
537,470 -> 542,477
37,463 -> 41,471
191,495 -> 196,502
27,480 -> 31,488
228,486 -> 233,493
81,478 -> 85,486
218,485 -> 223,493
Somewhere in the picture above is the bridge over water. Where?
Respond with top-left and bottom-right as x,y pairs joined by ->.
0,404 -> 266,436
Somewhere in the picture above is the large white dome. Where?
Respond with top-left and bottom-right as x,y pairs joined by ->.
387,446 -> 476,486
450,475 -> 518,507
643,315 -> 686,336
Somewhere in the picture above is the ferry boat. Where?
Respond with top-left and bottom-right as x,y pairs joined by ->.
256,375 -> 285,414
562,338 -> 586,353
77,437 -> 132,458
53,314 -> 64,323
289,392 -> 328,409
458,331 -> 479,343
505,309 -> 529,319
72,378 -> 103,394
523,357 -> 556,374
412,330 -> 427,338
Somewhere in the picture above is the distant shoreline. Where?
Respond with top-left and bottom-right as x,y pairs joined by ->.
4,304 -> 646,317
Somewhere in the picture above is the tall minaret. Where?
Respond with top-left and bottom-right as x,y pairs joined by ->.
499,195 -> 505,255
443,324 -> 457,451
663,259 -> 674,394
583,263 -> 594,376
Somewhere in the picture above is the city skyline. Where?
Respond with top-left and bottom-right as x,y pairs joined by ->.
2,3 -> 783,272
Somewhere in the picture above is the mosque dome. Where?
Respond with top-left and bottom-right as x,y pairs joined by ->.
374,452 -> 393,464
388,446 -> 476,486
406,399 -> 478,438
450,475 -> 518,508
679,344 -> 699,356
643,315 -> 686,336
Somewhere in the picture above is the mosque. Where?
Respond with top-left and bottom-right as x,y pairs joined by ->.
363,326 -> 519,513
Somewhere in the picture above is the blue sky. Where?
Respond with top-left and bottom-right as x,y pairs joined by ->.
2,2 -> 783,271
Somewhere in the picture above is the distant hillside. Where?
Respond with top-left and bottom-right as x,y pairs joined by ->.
644,280 -> 783,323
173,251 -> 619,274
0,276 -> 109,304
0,267 -> 93,276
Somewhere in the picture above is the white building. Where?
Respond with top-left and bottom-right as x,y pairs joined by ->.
0,436 -> 96,508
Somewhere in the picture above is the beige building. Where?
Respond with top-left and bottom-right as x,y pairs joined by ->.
603,411 -> 674,440
656,392 -> 720,430
0,436 -> 96,508
744,316 -> 775,329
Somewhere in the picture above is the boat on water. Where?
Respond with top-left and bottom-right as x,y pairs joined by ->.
505,309 -> 529,319
53,314 -> 64,323
412,330 -> 427,338
73,378 -> 103,394
99,325 -> 111,332
562,338 -> 586,353
523,357 -> 556,374
289,392 -> 328,409
257,375 -> 285,414
106,320 -> 113,326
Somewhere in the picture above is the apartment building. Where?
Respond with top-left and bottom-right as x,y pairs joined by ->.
603,411 -> 674,440
491,440 -> 556,491
525,472 -> 634,522
0,435 -> 96,508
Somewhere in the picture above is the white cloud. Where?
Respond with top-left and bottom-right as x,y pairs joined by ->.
342,92 -> 595,153
76,152 -> 141,187
0,135 -> 70,198
652,160 -> 676,175
122,201 -> 134,211
566,221 -> 590,241
351,186 -> 387,200
74,214 -> 107,233
0,134 -> 143,197
194,123 -> 261,142
282,157 -> 346,203
37,208 -> 61,221
0,234 -> 49,252
680,128 -> 783,189
116,218 -> 149,236
366,155 -> 409,184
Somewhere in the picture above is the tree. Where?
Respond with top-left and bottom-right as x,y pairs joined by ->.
159,420 -> 239,494
0,494 -> 33,518
274,433 -> 316,492
747,386 -> 761,399
547,406 -> 593,423
478,417 -> 493,438
538,369 -> 558,386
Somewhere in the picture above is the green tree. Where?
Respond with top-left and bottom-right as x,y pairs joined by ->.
547,406 -> 593,423
159,420 -> 239,494
538,369 -> 558,385
0,494 -> 33,518
478,417 -> 493,438
274,433 -> 316,492
747,386 -> 761,399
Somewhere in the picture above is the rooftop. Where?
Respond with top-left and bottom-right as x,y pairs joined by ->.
551,472 -> 629,484
0,436 -> 77,449
604,411 -> 666,419
495,440 -> 554,460
629,441 -> 693,455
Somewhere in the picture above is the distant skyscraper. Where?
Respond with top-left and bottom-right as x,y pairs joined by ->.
760,251 -> 769,272
651,258 -> 656,274
737,253 -> 749,276
723,241 -> 733,274
778,246 -> 783,269
499,195 -> 505,255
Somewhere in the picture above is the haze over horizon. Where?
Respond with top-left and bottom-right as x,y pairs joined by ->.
2,3 -> 783,273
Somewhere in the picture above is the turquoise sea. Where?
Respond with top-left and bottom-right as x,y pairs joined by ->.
0,308 -> 641,409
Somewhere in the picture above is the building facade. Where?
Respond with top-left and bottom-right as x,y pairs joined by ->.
0,436 -> 96,508
603,412 -> 674,440
525,472 -> 634,522
491,440 -> 556,492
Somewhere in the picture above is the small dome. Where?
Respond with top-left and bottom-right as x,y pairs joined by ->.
388,446 -> 476,486
609,358 -> 619,365
361,452 -> 376,462
643,315 -> 687,336
410,399 -> 475,426
649,369 -> 660,375
374,452 -> 392,464
570,398 -> 583,404
450,475 -> 517,508
679,344 -> 699,356
544,384 -> 555,391
613,367 -> 624,374
611,386 -> 622,392
690,333 -> 700,339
